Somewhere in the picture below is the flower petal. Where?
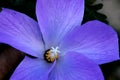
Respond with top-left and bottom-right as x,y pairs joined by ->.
10,56 -> 56,80
49,51 -> 104,80
59,20 -> 119,64
36,0 -> 84,49
0,8 -> 44,57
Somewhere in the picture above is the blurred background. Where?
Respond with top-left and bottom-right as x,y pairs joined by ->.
0,0 -> 120,80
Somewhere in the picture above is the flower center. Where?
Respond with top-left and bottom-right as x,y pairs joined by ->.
44,47 -> 60,63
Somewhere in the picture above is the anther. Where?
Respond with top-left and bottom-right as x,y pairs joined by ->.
44,47 -> 60,63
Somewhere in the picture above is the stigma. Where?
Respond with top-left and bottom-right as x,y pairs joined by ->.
44,47 -> 60,63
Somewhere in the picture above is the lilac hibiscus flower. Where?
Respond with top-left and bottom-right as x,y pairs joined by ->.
0,0 -> 119,80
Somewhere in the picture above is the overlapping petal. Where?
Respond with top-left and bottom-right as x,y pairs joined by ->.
10,56 -> 56,80
59,20 -> 119,64
36,0 -> 84,49
49,51 -> 104,80
0,8 -> 44,57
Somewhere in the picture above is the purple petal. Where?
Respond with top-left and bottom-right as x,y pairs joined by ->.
0,8 -> 44,57
36,0 -> 84,49
10,56 -> 56,80
49,52 -> 104,80
59,20 -> 119,64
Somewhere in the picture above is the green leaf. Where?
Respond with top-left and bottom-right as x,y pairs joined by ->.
83,0 -> 108,24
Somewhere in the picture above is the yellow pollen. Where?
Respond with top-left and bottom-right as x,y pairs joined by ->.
44,48 -> 59,63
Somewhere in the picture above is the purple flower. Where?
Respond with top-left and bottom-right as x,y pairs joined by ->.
0,0 -> 119,80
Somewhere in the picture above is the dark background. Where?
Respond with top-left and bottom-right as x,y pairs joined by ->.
0,0 -> 120,80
